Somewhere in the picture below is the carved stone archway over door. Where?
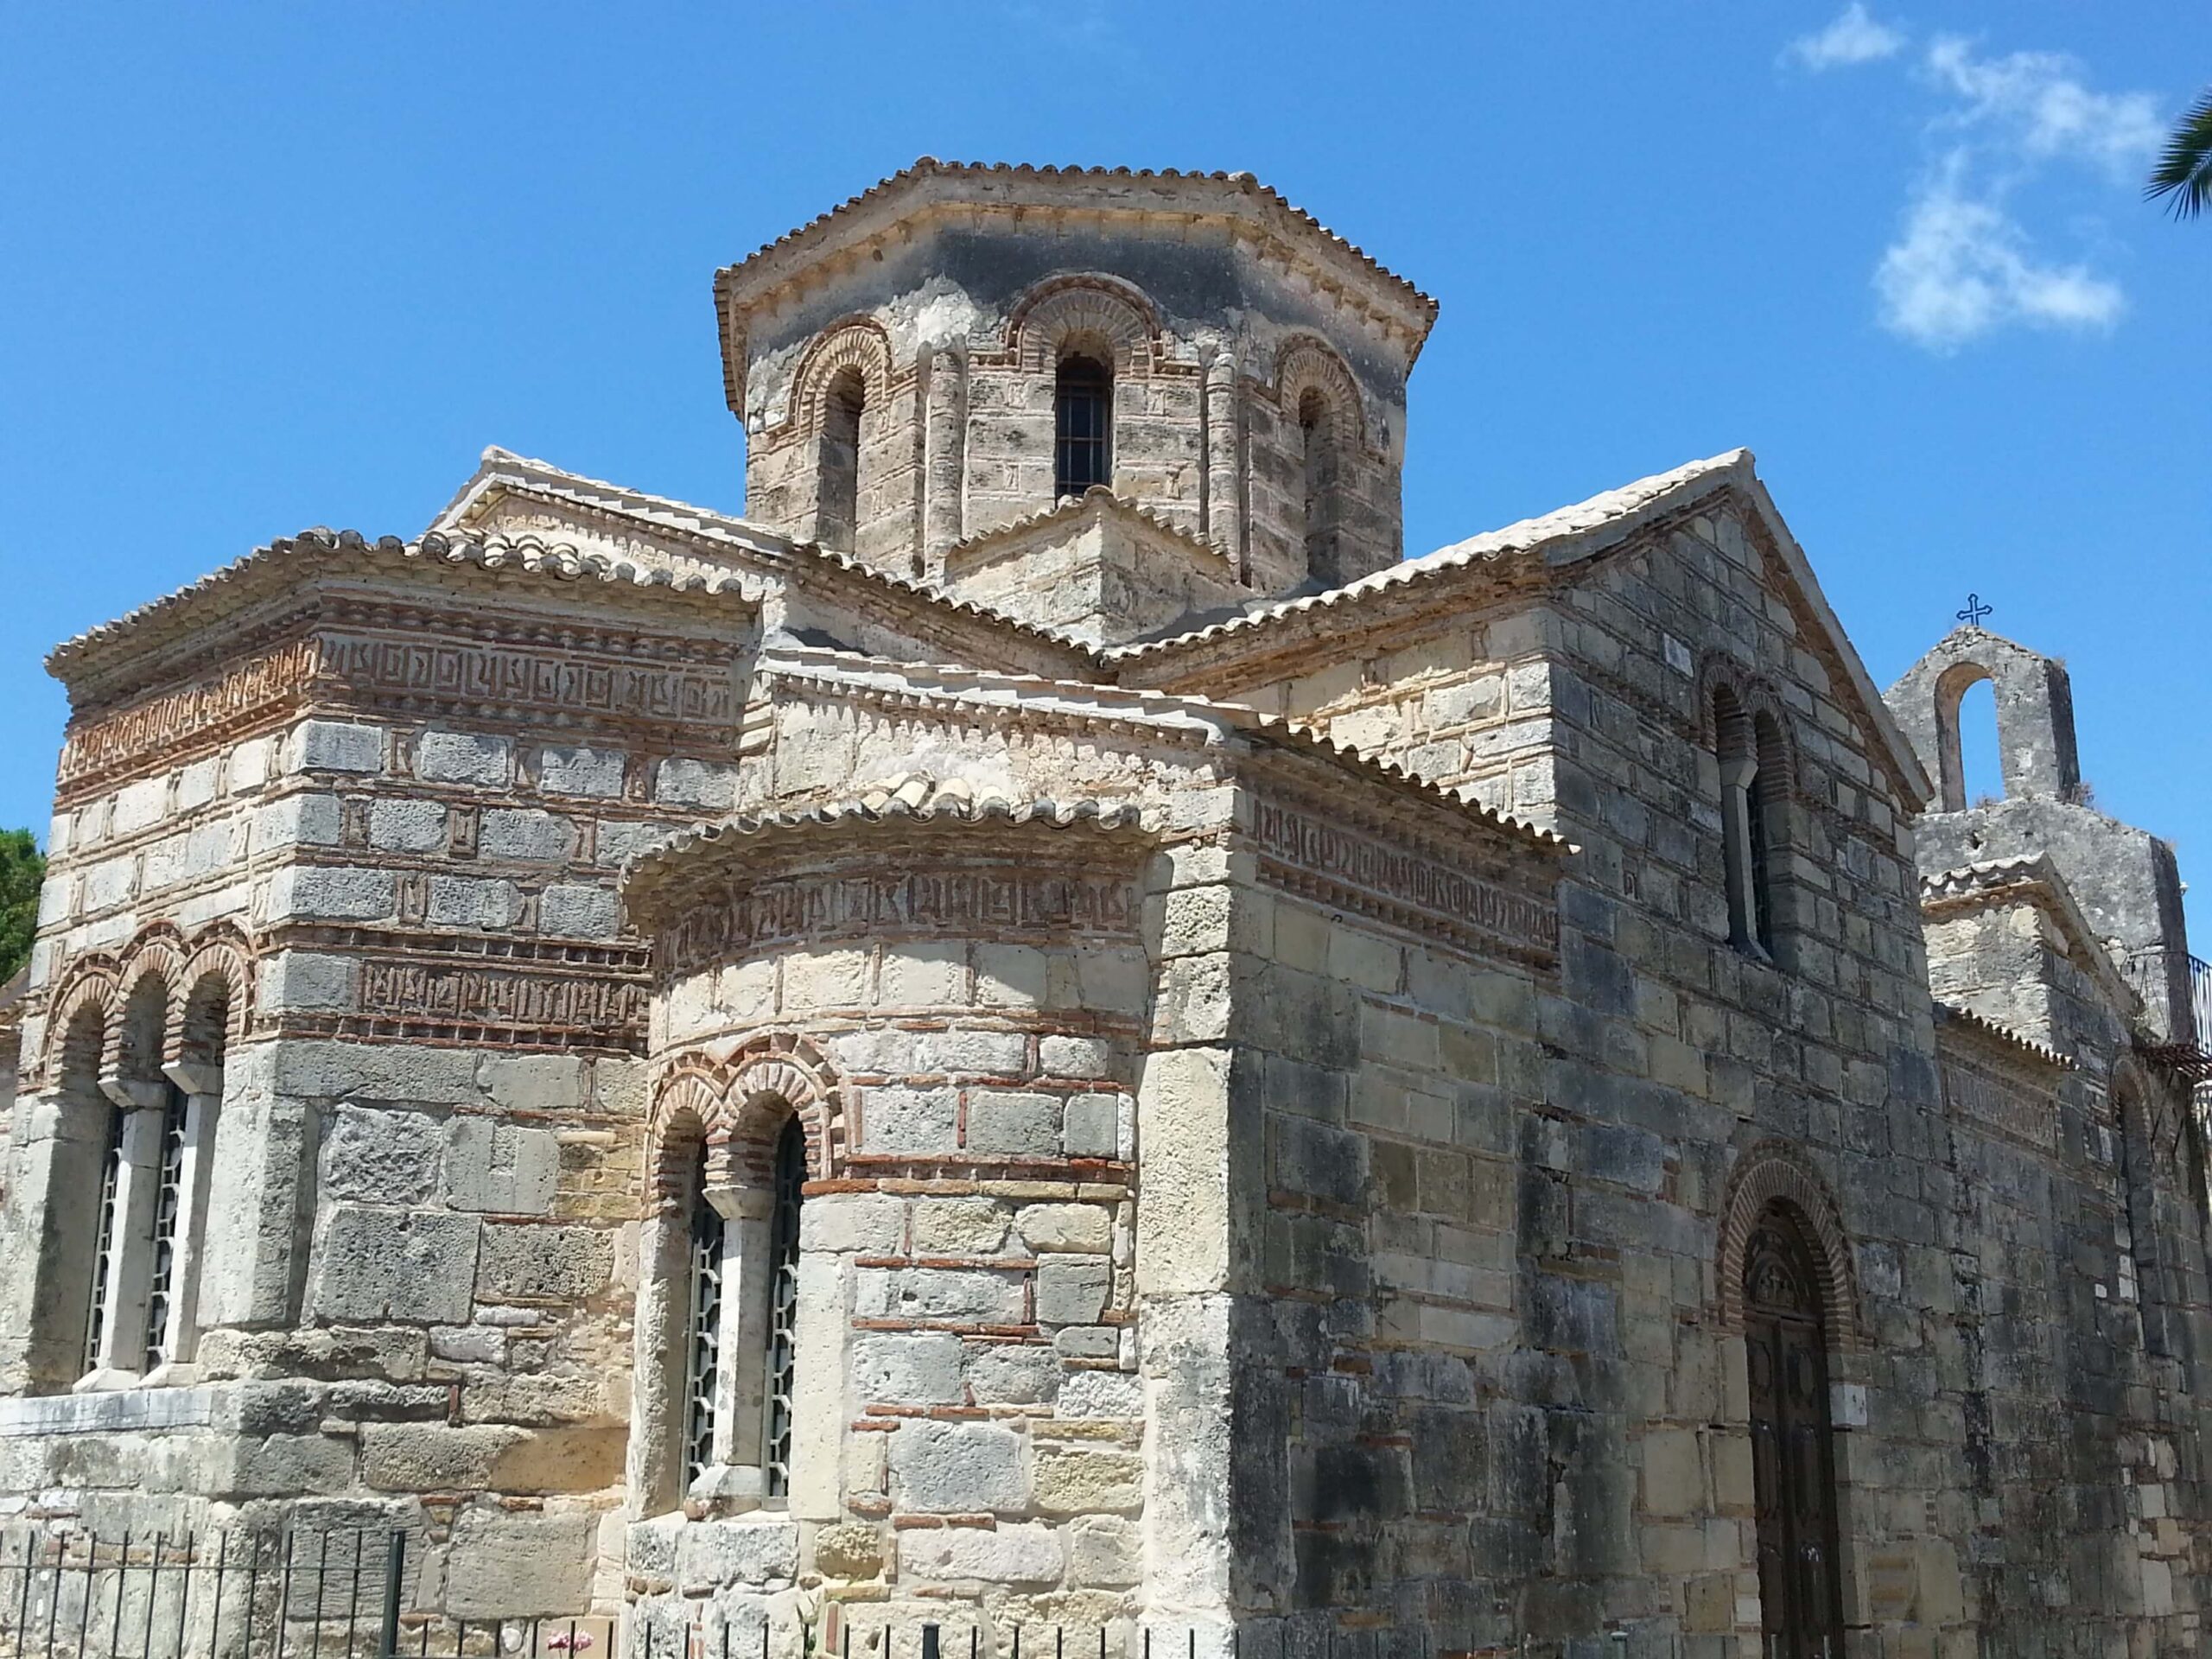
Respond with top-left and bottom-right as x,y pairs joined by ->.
1745,1205 -> 1848,1658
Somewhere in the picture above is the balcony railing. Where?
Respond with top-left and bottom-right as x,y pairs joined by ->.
2122,950 -> 2212,1068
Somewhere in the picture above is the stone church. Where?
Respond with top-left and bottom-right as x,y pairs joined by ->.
2,161 -> 2208,1658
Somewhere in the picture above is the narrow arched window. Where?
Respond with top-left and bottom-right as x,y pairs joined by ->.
82,1100 -> 124,1376
817,367 -> 865,553
761,1115 -> 805,1497
1055,353 -> 1112,498
682,1145 -> 725,1491
1298,387 -> 1340,579
1715,687 -> 1773,958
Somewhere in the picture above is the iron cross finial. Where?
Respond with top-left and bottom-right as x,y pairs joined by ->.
1956,592 -> 1993,628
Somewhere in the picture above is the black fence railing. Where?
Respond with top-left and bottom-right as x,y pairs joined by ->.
0,1528 -> 615,1659
2121,950 -> 2212,1056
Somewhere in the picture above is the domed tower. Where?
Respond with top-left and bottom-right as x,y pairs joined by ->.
715,161 -> 1438,645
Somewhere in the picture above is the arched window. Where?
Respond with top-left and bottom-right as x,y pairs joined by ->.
1298,386 -> 1341,578
1715,687 -> 1773,958
816,367 -> 866,553
1055,353 -> 1112,498
682,1141 -> 724,1491
762,1115 -> 805,1497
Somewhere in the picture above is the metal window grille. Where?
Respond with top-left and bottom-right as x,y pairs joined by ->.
81,1113 -> 124,1376
1054,356 -> 1111,498
762,1118 -> 805,1497
141,1084 -> 191,1370
682,1179 -> 724,1490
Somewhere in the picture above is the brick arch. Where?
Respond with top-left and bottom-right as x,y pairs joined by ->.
1007,275 -> 1160,375
722,1033 -> 845,1184
1273,334 -> 1371,452
172,925 -> 254,1069
41,962 -> 118,1092
792,317 -> 894,434
1716,1139 -> 1863,1356
112,931 -> 187,1086
646,1056 -> 729,1217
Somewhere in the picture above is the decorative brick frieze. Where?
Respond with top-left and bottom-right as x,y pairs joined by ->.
663,867 -> 1139,977
1249,793 -> 1559,964
1941,1053 -> 2058,1151
58,639 -> 319,802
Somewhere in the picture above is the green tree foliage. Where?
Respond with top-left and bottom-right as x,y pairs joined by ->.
0,830 -> 44,985
2147,87 -> 2212,219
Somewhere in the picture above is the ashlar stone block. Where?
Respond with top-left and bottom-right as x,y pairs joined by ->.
888,1420 -> 1027,1513
313,1207 -> 480,1324
899,1522 -> 1062,1584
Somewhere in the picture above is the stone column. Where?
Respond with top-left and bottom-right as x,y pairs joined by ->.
921,343 -> 967,582
1204,350 -> 1243,579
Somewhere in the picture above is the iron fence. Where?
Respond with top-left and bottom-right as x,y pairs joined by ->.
0,1528 -> 613,1659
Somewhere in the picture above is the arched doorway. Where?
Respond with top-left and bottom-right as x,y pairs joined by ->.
1745,1205 -> 1847,1656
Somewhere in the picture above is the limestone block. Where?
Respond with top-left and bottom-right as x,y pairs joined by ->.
254,793 -> 344,854
324,1105 -> 443,1204
429,875 -> 524,929
417,730 -> 513,788
798,1192 -> 905,1254
880,939 -> 968,1007
1039,1036 -> 1116,1079
853,1332 -> 964,1404
83,855 -> 136,912
915,1030 -> 1029,1076
967,1090 -> 1063,1156
1061,1094 -> 1124,1159
898,1522 -> 1061,1585
1016,1204 -> 1111,1253
486,1425 -> 627,1492
482,808 -> 575,862
966,1343 -> 1060,1404
810,1522 -> 883,1580
540,883 -> 620,939
1036,1256 -> 1110,1325
480,1053 -> 591,1113
652,758 -> 737,809
475,1223 -> 613,1303
267,866 -> 397,924
860,1087 -> 957,1154
1034,1443 -> 1143,1514
677,1517 -> 799,1591
856,1267 -> 1024,1325
231,735 -> 274,793
292,721 -> 386,774
1056,1370 -> 1142,1420
362,1423 -> 524,1490
312,1207 -> 480,1324
370,798 -> 448,853
597,818 -> 675,866
888,1420 -> 1027,1513
540,746 -> 627,798
1074,947 -> 1149,1017
262,950 -> 356,1014
226,1431 -> 357,1496
276,1040 -> 483,1105
912,1198 -> 1011,1255
1067,1515 -> 1140,1587
444,1510 -> 596,1618
975,943 -> 1048,1008
445,1118 -> 561,1216
177,755 -> 220,810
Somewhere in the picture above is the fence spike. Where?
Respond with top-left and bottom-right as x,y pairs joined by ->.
77,1531 -> 98,1658
176,1529 -> 196,1659
211,1532 -> 232,1659
277,1532 -> 298,1659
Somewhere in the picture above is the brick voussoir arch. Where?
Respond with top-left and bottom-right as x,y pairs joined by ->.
37,959 -> 120,1091
1005,273 -> 1163,376
1696,652 -> 1801,791
171,923 -> 255,1068
1272,333 -> 1375,454
646,1033 -> 849,1211
1716,1138 -> 1865,1356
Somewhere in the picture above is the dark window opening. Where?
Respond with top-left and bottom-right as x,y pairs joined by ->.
1055,354 -> 1112,498
817,369 -> 865,553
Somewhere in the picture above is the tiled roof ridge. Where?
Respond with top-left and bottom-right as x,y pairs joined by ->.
622,774 -> 1145,893
47,525 -> 750,677
719,159 -> 1437,319
1935,999 -> 2075,1071
946,486 -> 1234,571
455,449 -> 1107,663
1919,853 -> 2057,899
1103,448 -> 1752,662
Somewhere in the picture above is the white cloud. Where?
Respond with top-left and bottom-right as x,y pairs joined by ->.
1924,36 -> 2165,176
1788,4 -> 1907,71
1875,163 -> 2126,351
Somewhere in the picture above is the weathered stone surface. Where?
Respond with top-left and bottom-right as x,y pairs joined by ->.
474,1223 -> 613,1303
311,1208 -> 480,1324
899,1522 -> 1062,1584
888,1421 -> 1027,1513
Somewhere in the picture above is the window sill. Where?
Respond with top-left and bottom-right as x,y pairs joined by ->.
683,1464 -> 782,1519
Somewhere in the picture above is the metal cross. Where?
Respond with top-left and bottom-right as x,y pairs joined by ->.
1956,592 -> 1993,628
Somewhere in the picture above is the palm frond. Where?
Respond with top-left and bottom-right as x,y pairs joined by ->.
2146,86 -> 2212,219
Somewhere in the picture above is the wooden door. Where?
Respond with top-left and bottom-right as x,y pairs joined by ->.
1746,1210 -> 1847,1658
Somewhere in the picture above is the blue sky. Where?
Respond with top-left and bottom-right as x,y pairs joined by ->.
3,3 -> 2207,925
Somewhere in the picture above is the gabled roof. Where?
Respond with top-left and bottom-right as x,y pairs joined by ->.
1921,853 -> 2138,1020
1933,998 -> 2075,1071
1110,449 -> 1935,810
434,447 -> 1103,673
47,526 -> 752,703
